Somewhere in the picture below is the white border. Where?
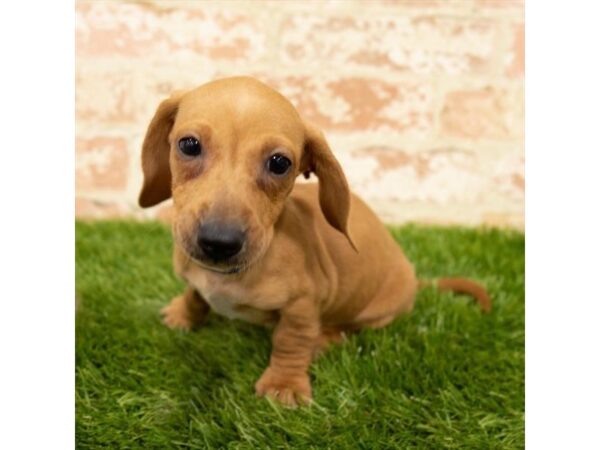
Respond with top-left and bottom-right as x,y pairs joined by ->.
0,1 -> 74,449
526,1 -> 600,448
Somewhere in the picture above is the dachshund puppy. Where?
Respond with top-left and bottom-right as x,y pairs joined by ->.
139,77 -> 490,407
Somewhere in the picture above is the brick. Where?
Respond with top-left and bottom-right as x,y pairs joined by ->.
279,13 -> 498,75
76,197 -> 127,219
76,66 -> 137,124
266,76 -> 434,134
76,2 -> 266,62
476,0 -> 524,9
506,23 -> 525,77
341,146 -> 487,204
76,137 -> 129,191
440,86 -> 523,140
371,1 -> 443,5
75,64 -> 215,125
492,152 -> 524,200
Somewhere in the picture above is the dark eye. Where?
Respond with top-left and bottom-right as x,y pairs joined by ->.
178,137 -> 202,157
267,154 -> 292,175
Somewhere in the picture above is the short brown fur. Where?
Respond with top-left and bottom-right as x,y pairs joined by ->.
139,77 -> 491,407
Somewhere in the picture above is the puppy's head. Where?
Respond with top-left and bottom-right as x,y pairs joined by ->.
139,77 -> 353,274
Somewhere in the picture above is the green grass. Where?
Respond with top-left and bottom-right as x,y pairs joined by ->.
76,221 -> 524,449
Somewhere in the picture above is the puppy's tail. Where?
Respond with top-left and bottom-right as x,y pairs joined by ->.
418,277 -> 492,313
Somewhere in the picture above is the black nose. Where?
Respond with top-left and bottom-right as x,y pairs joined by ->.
197,222 -> 245,261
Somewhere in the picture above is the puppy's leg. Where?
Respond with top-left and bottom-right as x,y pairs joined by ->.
161,285 -> 210,331
255,297 -> 319,407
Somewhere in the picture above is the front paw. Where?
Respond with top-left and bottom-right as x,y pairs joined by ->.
255,366 -> 312,407
160,295 -> 205,331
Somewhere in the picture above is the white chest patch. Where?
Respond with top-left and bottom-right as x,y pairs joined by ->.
183,266 -> 275,325
203,291 -> 245,321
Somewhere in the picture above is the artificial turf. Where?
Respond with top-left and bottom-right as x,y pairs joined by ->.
75,221 -> 524,449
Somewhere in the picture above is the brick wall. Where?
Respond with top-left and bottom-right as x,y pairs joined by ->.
75,0 -> 524,227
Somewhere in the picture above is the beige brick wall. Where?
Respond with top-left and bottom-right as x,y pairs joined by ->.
75,0 -> 524,227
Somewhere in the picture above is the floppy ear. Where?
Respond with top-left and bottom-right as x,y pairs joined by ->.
138,92 -> 185,208
302,122 -> 357,251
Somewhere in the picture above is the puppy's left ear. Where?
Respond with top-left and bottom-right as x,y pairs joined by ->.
138,91 -> 186,208
302,121 -> 357,251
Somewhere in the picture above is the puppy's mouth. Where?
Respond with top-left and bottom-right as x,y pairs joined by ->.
189,254 -> 245,275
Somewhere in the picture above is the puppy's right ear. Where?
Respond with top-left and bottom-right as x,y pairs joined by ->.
138,92 -> 185,208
